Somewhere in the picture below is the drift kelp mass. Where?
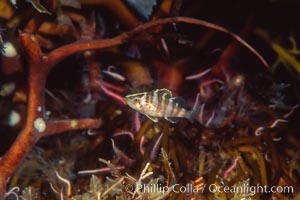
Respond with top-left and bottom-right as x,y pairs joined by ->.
0,0 -> 299,199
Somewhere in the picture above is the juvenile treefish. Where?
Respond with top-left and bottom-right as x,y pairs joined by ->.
124,89 -> 194,123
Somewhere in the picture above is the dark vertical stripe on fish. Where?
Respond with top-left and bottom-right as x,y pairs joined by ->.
161,93 -> 168,117
165,99 -> 173,117
156,90 -> 163,114
152,90 -> 159,111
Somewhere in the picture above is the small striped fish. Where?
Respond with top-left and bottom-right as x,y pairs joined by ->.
124,89 -> 194,123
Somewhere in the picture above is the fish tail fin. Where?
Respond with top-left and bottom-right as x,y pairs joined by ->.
186,109 -> 198,123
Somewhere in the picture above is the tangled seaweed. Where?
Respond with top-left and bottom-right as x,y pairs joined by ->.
0,0 -> 299,199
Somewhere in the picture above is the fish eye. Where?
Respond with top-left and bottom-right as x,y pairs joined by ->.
133,98 -> 139,103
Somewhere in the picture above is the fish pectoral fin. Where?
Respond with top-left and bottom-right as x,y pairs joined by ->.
165,117 -> 179,123
146,115 -> 159,122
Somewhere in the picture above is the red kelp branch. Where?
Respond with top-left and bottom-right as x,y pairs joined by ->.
0,33 -> 102,197
46,17 -> 269,69
0,17 -> 267,197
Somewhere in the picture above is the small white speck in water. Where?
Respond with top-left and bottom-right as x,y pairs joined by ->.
8,110 -> 20,126
37,106 -> 42,112
84,51 -> 92,56
46,110 -> 51,116
0,82 -> 15,97
2,42 -> 17,57
34,118 -> 46,132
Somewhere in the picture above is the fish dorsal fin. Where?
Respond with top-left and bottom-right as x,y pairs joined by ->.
157,89 -> 172,98
149,89 -> 172,98
170,97 -> 186,108
145,114 -> 159,122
